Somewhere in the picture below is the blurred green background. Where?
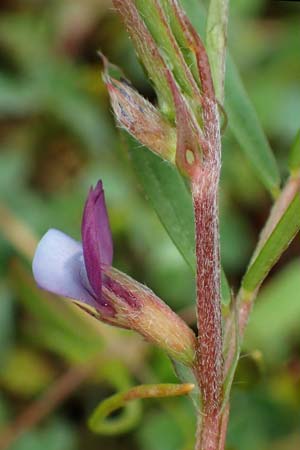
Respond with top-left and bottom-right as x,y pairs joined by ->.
0,0 -> 300,449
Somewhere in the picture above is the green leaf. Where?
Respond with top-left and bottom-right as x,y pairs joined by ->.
289,129 -> 300,176
242,193 -> 300,293
130,143 -> 195,268
224,54 -> 281,197
206,0 -> 229,102
128,137 -> 231,304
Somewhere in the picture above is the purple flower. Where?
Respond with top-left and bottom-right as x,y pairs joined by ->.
32,180 -> 115,316
32,180 -> 196,365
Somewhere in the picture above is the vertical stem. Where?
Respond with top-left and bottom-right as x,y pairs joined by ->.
192,167 -> 224,450
195,402 -> 229,450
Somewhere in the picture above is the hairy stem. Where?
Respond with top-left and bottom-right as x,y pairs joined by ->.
192,166 -> 223,450
195,404 -> 229,450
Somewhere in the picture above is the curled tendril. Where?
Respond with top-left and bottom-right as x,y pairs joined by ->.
88,383 -> 194,435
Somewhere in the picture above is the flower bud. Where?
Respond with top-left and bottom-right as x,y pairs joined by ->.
101,56 -> 176,163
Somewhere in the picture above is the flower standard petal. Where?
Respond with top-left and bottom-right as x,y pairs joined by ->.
32,228 -> 97,307
81,181 -> 113,297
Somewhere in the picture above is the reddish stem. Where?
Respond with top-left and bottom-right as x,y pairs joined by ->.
192,165 -> 224,450
192,171 -> 222,411
195,400 -> 229,450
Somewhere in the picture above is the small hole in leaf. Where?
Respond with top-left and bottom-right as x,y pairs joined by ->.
186,149 -> 195,165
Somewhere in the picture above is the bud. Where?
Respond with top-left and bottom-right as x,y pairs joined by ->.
101,55 -> 176,163
111,0 -> 220,180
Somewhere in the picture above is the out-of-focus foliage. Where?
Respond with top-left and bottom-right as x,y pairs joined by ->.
0,1 -> 299,450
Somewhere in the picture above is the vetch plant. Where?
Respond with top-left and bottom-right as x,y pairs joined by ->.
32,1 -> 300,449
33,181 -> 196,365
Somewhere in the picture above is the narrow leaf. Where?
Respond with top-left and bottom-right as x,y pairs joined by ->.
130,141 -> 196,269
225,54 -> 281,197
242,192 -> 300,293
206,0 -> 229,103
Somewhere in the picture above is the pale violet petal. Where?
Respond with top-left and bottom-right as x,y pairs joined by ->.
32,228 -> 97,306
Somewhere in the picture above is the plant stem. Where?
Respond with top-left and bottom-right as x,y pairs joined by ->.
195,405 -> 229,450
192,165 -> 223,450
